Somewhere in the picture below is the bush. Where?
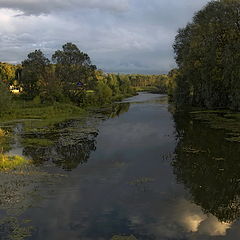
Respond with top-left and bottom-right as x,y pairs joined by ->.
95,82 -> 113,104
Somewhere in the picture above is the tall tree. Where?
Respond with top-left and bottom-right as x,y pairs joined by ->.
173,0 -> 240,110
52,43 -> 96,97
21,50 -> 50,99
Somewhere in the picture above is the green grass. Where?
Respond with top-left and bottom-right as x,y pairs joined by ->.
0,100 -> 88,134
0,128 -> 12,152
0,154 -> 29,170
1,100 -> 87,121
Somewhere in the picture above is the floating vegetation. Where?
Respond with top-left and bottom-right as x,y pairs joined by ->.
0,217 -> 33,240
111,235 -> 137,240
0,162 -> 66,239
0,166 -> 65,214
129,177 -> 155,187
190,110 -> 240,143
225,136 -> 240,143
182,146 -> 207,154
212,157 -> 225,161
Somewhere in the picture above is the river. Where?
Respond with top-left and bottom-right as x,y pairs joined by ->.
1,92 -> 240,240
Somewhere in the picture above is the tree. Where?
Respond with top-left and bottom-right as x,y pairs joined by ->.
52,43 -> 97,101
39,65 -> 65,104
173,0 -> 240,110
95,81 -> 113,104
20,50 -> 50,99
167,69 -> 178,102
118,74 -> 131,95
0,62 -> 17,85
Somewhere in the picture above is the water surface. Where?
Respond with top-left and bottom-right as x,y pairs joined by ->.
1,92 -> 240,240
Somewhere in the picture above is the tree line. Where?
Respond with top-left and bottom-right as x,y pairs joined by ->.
0,42 -> 169,113
171,0 -> 240,111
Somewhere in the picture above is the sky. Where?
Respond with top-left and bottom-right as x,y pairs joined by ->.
0,0 -> 210,74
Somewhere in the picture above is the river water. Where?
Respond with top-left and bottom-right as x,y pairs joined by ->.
1,92 -> 240,240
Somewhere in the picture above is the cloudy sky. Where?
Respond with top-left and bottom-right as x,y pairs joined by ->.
0,0 -> 210,74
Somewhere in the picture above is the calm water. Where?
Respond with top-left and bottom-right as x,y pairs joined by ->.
1,92 -> 240,240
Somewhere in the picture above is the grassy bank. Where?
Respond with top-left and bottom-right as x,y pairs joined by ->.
0,154 -> 29,170
0,128 -> 30,170
0,100 -> 89,134
1,100 -> 87,121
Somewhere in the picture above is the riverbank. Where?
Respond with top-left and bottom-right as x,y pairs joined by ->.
1,100 -> 85,122
133,86 -> 166,94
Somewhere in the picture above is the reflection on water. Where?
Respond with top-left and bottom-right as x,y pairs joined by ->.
3,103 -> 130,172
173,111 -> 240,223
0,92 -> 240,240
23,119 -> 98,171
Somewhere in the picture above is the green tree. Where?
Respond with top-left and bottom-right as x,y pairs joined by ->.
20,50 -> 50,99
52,42 -> 96,101
107,74 -> 120,95
167,69 -> 178,102
39,65 -> 65,104
173,0 -> 240,110
95,81 -> 113,104
118,74 -> 131,95
0,62 -> 17,85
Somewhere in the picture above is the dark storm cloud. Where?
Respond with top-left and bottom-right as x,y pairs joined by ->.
0,0 -> 210,73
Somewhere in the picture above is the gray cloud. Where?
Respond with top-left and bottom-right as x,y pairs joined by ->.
0,0 -> 129,15
0,0 -> 210,73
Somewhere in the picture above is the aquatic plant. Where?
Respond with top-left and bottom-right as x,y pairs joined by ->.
111,235 -> 137,240
129,177 -> 154,186
190,110 -> 240,143
0,217 -> 32,240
